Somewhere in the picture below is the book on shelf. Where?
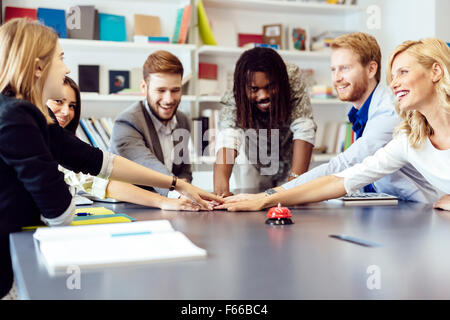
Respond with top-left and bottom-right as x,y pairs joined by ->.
192,117 -> 210,157
79,118 -> 98,148
5,6 -> 37,22
263,24 -> 283,49
133,35 -> 170,44
319,121 -> 353,155
89,117 -> 110,150
133,14 -> 161,38
172,7 -> 184,44
198,0 -> 217,45
67,5 -> 98,40
37,7 -> 67,38
78,65 -> 100,93
98,13 -> 127,42
238,33 -> 264,47
109,70 -> 130,94
198,62 -> 219,96
177,4 -> 192,44
33,220 -> 207,275
78,117 -> 114,151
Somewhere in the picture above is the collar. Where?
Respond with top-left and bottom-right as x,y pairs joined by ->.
347,84 -> 377,139
144,99 -> 177,134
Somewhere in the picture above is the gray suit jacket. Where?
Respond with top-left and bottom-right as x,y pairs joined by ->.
109,100 -> 192,196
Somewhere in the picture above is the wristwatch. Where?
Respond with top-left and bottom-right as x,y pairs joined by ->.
289,172 -> 300,178
264,188 -> 277,196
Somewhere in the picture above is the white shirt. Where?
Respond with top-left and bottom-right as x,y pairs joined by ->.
145,101 -> 178,173
282,84 -> 439,203
334,133 -> 450,195
145,100 -> 180,199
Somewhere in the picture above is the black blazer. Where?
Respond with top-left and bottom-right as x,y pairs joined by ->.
0,92 -> 103,297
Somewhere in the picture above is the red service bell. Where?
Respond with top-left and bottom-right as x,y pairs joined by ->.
266,203 -> 293,225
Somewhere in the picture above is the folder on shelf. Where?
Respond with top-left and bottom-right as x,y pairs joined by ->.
5,6 -> 37,22
67,5 -> 98,40
133,14 -> 161,37
37,8 -> 67,38
99,13 -> 127,42
33,220 -> 207,275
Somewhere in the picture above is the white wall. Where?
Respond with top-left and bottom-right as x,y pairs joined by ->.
435,0 -> 450,42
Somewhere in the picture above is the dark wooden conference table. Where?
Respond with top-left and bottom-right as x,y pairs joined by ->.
9,196 -> 450,299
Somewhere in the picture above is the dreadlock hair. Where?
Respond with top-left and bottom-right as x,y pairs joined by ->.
233,47 -> 291,129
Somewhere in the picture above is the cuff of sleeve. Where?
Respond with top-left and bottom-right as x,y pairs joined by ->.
91,177 -> 109,199
290,118 -> 317,146
41,197 -> 75,227
167,190 -> 181,199
98,151 -> 116,179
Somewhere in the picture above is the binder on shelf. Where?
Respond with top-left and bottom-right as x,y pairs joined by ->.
33,220 -> 207,275
78,65 -> 100,93
133,14 -> 161,38
67,5 -> 98,40
5,6 -> 37,22
178,4 -> 192,44
37,8 -> 67,38
90,117 -> 110,149
98,13 -> 127,42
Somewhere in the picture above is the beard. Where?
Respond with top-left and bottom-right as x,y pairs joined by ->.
147,96 -> 180,123
335,77 -> 368,102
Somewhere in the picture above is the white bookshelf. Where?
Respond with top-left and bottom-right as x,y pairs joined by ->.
59,38 -> 196,53
197,45 -> 331,59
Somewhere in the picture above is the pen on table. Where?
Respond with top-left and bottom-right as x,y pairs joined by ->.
329,234 -> 381,247
75,212 -> 93,216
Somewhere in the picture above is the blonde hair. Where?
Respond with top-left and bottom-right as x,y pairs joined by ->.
387,38 -> 450,148
331,32 -> 382,82
0,18 -> 59,124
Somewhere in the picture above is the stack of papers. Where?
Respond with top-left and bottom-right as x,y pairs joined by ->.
33,220 -> 207,275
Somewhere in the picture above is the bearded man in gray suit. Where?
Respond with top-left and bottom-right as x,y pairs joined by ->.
109,50 -> 192,196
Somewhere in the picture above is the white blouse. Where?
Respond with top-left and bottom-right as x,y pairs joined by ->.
334,133 -> 450,195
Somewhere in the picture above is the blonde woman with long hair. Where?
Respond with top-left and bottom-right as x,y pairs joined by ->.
216,38 -> 449,212
0,18 -> 222,298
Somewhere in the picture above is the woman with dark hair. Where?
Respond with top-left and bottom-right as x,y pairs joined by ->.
47,76 -> 209,210
213,47 -> 316,196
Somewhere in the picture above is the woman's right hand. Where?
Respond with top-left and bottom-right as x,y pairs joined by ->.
223,193 -> 265,203
176,179 -> 224,210
160,197 -> 203,211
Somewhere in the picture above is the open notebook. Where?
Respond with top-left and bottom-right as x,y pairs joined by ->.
33,220 -> 207,275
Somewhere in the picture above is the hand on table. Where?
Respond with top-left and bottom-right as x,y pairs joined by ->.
434,194 -> 450,211
214,198 -> 266,212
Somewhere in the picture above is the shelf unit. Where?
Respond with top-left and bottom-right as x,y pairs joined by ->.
2,0 -> 362,187
203,0 -> 362,15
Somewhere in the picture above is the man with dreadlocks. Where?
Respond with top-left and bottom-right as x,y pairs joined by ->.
213,47 -> 316,196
